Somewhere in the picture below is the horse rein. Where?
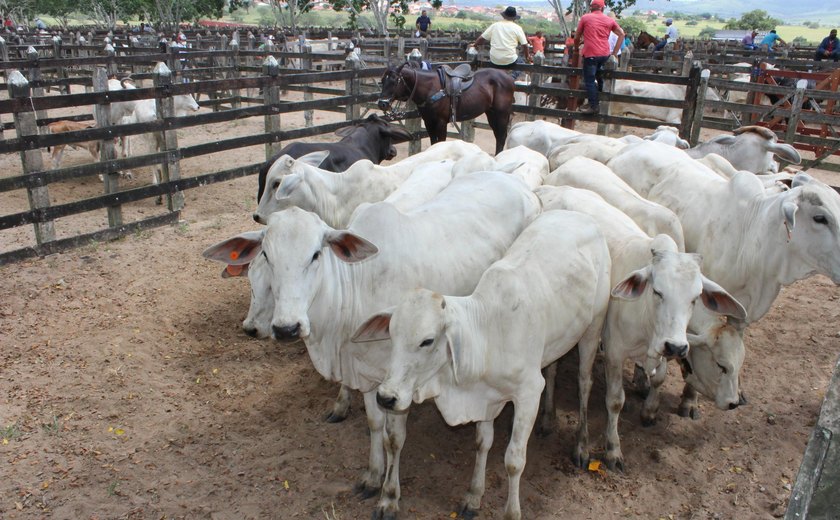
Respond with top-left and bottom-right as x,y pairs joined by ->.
383,65 -> 420,121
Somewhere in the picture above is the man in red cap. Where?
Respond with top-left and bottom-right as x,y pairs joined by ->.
574,0 -> 624,115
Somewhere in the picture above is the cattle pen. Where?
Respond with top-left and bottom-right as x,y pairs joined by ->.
1,27 -> 840,520
3,31 -> 840,265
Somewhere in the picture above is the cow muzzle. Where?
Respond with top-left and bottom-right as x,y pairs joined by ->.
376,391 -> 398,410
664,341 -> 689,359
272,322 -> 301,341
252,212 -> 267,225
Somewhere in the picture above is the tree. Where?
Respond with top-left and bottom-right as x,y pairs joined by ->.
723,10 -> 782,31
327,0 -> 441,35
618,16 -> 646,39
546,0 -> 636,37
698,26 -> 717,39
34,0 -> 77,28
263,0 -> 314,31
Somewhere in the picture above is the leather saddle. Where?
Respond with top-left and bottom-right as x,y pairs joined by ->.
435,64 -> 476,122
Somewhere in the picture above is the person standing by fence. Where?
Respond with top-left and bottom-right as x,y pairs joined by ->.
528,30 -> 546,60
574,0 -> 624,115
415,10 -> 431,38
471,6 -> 530,80
815,29 -> 839,61
653,18 -> 677,52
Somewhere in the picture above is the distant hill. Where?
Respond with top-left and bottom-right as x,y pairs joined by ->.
450,0 -> 840,25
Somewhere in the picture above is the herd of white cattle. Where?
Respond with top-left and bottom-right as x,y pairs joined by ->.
203,119 -> 840,520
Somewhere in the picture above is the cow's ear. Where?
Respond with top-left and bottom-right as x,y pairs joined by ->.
276,173 -> 302,199
686,332 -> 706,348
781,199 -> 798,237
700,277 -> 747,321
351,309 -> 394,343
325,231 -> 379,263
495,160 -> 525,173
387,124 -> 413,143
203,231 -> 264,265
297,150 -> 330,167
710,135 -> 738,146
676,137 -> 690,149
221,263 -> 250,278
334,125 -> 356,137
611,267 -> 651,300
791,172 -> 815,188
769,143 -> 801,165
445,322 -> 463,385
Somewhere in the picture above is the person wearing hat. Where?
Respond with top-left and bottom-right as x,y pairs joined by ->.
815,29 -> 839,61
34,17 -> 47,30
471,6 -> 530,79
654,17 -> 677,51
759,29 -> 785,52
742,30 -> 759,50
574,0 -> 624,115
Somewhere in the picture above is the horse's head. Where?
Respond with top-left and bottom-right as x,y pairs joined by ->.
377,63 -> 410,112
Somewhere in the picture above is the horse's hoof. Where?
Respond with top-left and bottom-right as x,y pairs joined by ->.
354,482 -> 380,500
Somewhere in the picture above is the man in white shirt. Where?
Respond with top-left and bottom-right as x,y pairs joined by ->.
471,6 -> 530,79
654,18 -> 677,51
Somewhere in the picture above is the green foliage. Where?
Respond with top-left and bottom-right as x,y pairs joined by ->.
603,0 -> 636,17
618,16 -> 647,38
792,35 -> 807,45
723,9 -> 782,31
698,26 -> 718,39
803,21 -> 820,29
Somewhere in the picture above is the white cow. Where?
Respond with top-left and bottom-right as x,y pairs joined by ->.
353,210 -> 611,520
204,172 -> 541,519
545,156 -> 685,250
644,125 -> 689,149
547,134 -> 628,169
608,141 -> 840,416
686,125 -> 801,173
504,119 -> 580,156
610,80 -> 721,124
254,141 -> 482,225
536,186 -> 745,471
495,146 -> 550,189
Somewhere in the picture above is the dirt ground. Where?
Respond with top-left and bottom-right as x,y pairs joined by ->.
1,89 -> 839,520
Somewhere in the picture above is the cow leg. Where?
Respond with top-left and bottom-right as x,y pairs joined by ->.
640,358 -> 668,426
573,322 -> 601,468
678,383 -> 701,420
536,362 -> 557,436
503,381 -> 542,520
460,420 -> 494,519
603,346 -> 626,472
325,384 -> 352,423
51,146 -> 64,170
372,411 -> 408,520
356,390 -> 385,499
633,363 -> 650,398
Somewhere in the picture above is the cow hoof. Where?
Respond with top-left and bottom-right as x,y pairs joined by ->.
324,410 -> 348,423
371,508 -> 398,520
354,482 -> 381,500
678,406 -> 700,420
572,449 -> 589,469
606,456 -> 625,473
459,505 -> 479,520
641,415 -> 657,427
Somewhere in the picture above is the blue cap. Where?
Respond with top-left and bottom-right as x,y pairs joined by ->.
665,18 -> 673,24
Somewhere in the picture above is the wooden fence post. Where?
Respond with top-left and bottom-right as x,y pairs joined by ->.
397,36 -> 405,60
327,31 -> 334,50
92,67 -> 122,226
689,68 -> 711,146
679,62 -> 702,141
680,50 -> 694,77
783,79 -> 808,165
302,44 -> 314,127
345,53 -> 361,121
51,35 -> 69,94
526,53 -> 544,122
264,55 -> 283,160
0,36 -> 8,62
230,39 -> 241,109
8,70 -> 55,245
104,43 -> 117,78
153,62 -> 184,212
407,49 -> 423,155
419,38 -> 429,61
383,36 -> 392,65
26,46 -> 48,130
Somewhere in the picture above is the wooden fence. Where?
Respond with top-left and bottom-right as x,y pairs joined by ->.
1,37 -> 839,265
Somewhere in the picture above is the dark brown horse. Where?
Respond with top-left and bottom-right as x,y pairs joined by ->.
377,62 -> 515,154
636,30 -> 660,51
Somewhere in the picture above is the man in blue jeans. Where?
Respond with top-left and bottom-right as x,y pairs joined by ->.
574,0 -> 624,115
654,18 -> 677,51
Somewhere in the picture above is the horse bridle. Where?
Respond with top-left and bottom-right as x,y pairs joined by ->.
382,65 -> 419,121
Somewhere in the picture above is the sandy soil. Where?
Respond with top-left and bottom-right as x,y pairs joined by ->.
1,91 -> 839,520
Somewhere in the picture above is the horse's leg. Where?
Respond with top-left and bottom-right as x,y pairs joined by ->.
486,103 -> 512,154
